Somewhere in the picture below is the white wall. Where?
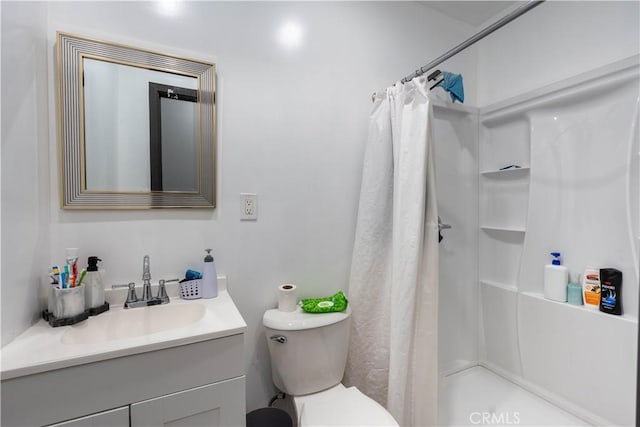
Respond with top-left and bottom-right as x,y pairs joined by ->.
1,2 -> 50,347
0,1 -> 478,411
433,103 -> 479,375
477,1 -> 640,106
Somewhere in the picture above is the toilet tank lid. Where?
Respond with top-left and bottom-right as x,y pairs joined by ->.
263,306 -> 351,331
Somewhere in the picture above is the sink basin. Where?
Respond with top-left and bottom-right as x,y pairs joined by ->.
61,303 -> 206,345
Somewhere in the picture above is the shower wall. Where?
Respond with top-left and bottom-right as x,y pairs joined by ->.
478,57 -> 639,426
433,100 -> 479,375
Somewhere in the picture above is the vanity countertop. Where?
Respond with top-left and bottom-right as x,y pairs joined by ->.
1,281 -> 246,381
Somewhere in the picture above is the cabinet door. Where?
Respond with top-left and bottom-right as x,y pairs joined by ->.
47,406 -> 129,427
130,376 -> 245,427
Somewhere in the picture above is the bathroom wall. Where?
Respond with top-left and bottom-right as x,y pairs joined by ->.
476,0 -> 640,106
0,1 -> 478,411
1,2 -> 50,347
432,102 -> 479,375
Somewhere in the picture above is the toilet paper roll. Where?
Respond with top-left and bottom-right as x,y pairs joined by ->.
277,284 -> 298,312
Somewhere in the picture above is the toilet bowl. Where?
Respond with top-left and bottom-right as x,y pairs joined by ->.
263,306 -> 398,426
294,383 -> 397,426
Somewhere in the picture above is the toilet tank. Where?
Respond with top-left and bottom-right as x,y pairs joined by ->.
263,307 -> 351,396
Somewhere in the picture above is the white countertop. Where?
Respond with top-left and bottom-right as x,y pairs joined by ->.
1,279 -> 246,380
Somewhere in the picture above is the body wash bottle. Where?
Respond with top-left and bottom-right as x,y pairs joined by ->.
599,268 -> 622,315
544,252 -> 568,302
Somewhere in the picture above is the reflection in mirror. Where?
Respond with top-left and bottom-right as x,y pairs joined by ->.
83,58 -> 198,192
149,83 -> 198,192
57,32 -> 216,209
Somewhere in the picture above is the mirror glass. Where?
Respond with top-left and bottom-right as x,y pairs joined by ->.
83,58 -> 198,192
57,32 -> 216,209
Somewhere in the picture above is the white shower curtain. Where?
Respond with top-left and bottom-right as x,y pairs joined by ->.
345,76 -> 439,426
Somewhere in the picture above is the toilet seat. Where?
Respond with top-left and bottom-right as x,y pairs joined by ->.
293,383 -> 398,426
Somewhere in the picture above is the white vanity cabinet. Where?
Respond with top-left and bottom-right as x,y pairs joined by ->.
47,376 -> 245,427
1,288 -> 247,427
47,407 -> 130,427
131,377 -> 245,426
2,330 -> 246,426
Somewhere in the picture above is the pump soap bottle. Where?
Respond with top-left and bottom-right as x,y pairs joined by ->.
84,256 -> 105,309
201,249 -> 218,299
544,252 -> 568,302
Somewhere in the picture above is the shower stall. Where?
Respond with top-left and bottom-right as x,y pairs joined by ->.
434,55 -> 639,426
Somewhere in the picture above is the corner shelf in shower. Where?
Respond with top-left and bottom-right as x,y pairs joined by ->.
479,279 -> 517,293
481,225 -> 526,233
519,291 -> 638,323
478,112 -> 531,355
480,166 -> 530,176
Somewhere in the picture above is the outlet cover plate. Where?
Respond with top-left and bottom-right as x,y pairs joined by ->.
241,193 -> 257,220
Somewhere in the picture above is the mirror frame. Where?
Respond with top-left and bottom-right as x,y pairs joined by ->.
56,32 -> 216,209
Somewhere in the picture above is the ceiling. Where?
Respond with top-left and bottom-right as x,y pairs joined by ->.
421,1 -> 520,27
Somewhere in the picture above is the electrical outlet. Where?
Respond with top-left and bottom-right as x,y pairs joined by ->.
241,193 -> 258,220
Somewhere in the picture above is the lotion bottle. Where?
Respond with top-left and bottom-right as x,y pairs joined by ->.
582,267 -> 601,309
544,252 -> 568,302
201,249 -> 218,299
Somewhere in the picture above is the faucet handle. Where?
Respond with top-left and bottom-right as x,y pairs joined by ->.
113,282 -> 138,305
156,278 -> 179,304
157,280 -> 169,304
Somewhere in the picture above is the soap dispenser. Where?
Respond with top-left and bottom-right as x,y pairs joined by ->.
201,249 -> 218,299
84,256 -> 105,309
544,252 -> 568,302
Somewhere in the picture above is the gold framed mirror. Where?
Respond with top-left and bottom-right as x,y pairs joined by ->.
56,32 -> 216,209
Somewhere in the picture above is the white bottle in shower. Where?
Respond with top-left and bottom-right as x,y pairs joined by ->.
544,252 -> 568,302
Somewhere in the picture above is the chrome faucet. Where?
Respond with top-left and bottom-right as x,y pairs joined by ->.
141,255 -> 153,302
112,279 -> 178,309
109,255 -> 179,309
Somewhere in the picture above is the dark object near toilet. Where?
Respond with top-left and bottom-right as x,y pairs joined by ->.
246,407 -> 293,427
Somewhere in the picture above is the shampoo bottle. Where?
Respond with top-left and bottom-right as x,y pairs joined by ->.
544,252 -> 568,302
201,249 -> 218,299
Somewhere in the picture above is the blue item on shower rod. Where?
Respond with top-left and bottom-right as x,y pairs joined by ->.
435,71 -> 464,103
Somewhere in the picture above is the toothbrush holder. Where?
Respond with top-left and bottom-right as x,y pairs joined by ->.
52,286 -> 85,319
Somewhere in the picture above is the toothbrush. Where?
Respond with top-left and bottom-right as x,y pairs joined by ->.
63,265 -> 70,288
77,269 -> 87,287
51,265 -> 60,285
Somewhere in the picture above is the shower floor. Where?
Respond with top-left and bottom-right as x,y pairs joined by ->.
438,366 -> 588,426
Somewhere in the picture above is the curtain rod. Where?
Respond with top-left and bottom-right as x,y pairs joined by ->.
399,0 -> 545,84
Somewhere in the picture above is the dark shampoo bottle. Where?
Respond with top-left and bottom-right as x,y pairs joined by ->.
599,268 -> 623,315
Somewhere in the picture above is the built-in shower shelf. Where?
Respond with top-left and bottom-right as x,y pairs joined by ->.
520,291 -> 638,323
431,98 -> 478,115
480,167 -> 530,176
480,279 -> 517,292
481,225 -> 526,233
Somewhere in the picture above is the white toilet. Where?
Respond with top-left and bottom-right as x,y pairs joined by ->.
263,306 -> 398,426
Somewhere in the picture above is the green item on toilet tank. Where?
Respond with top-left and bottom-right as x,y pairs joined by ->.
301,291 -> 348,313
